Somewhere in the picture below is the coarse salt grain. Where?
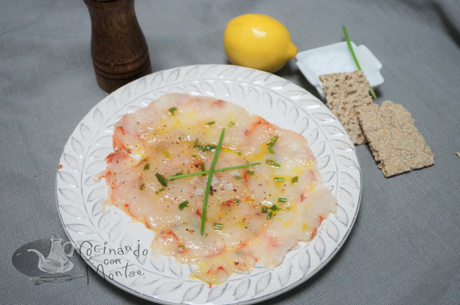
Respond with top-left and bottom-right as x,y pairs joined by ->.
195,188 -> 204,196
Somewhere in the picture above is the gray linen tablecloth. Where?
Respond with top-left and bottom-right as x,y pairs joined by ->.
1,0 -> 459,304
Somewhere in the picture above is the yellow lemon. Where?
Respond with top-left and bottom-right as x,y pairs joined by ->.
223,14 -> 298,73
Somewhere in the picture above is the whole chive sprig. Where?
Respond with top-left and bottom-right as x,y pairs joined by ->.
165,162 -> 261,180
343,26 -> 377,100
201,128 -> 225,235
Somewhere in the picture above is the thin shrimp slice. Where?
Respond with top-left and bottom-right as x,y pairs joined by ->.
103,93 -> 337,285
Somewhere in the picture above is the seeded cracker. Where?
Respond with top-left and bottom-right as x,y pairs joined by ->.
319,71 -> 372,145
356,101 -> 434,177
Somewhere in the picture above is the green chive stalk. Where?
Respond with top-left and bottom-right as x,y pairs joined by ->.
201,128 -> 225,235
343,26 -> 377,100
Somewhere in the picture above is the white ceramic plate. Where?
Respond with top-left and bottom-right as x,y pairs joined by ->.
56,64 -> 362,305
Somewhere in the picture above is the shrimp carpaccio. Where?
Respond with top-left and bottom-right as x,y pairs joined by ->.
103,93 -> 337,285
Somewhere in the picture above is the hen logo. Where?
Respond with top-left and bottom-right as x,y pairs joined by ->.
12,235 -> 86,285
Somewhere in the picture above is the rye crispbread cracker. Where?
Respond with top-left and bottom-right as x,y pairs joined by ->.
319,71 -> 372,145
356,100 -> 434,177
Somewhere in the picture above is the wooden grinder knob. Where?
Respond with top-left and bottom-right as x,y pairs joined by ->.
83,0 -> 151,93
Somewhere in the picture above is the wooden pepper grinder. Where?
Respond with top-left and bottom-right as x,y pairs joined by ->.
83,0 -> 151,93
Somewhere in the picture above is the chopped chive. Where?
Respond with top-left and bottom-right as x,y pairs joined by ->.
166,162 -> 261,180
168,107 -> 177,115
206,121 -> 215,125
203,144 -> 217,151
178,200 -> 189,210
278,198 -> 287,203
235,221 -> 245,228
261,206 -> 268,214
270,205 -> 279,211
201,128 -> 225,235
265,159 -> 281,168
155,173 -> 168,187
291,176 -> 299,184
266,136 -> 279,147
246,170 -> 254,175
233,175 -> 243,180
234,198 -> 241,203
155,188 -> 165,194
192,154 -> 197,158
139,183 -> 145,190
228,121 -> 235,127
201,163 -> 206,176
213,223 -> 224,230
343,26 -> 377,100
274,177 -> 284,182
198,144 -> 217,152
161,148 -> 171,159
267,211 -> 273,219
143,163 -> 150,171
174,171 -> 183,176
194,138 -> 218,152
236,151 -> 242,156
194,138 -> 200,148
268,147 -> 275,154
